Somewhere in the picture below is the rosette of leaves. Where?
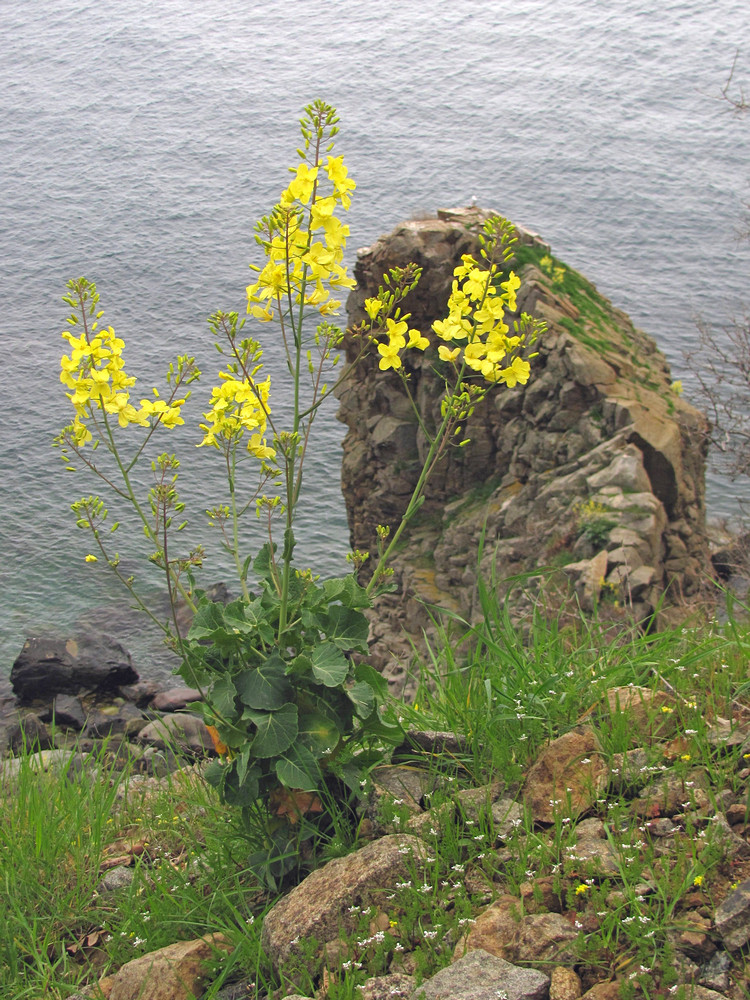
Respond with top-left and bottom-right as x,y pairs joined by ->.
179,544 -> 401,885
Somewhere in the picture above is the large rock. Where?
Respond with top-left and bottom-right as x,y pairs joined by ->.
261,834 -> 427,974
107,933 -> 233,1000
10,634 -> 138,703
415,948 -> 550,1000
336,207 -> 712,686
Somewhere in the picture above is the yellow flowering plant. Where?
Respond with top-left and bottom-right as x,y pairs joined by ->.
54,100 -> 543,886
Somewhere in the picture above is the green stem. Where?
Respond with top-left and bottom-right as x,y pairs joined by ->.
226,443 -> 251,602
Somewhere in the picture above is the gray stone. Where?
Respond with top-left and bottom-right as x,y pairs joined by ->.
414,949 -> 549,1000
51,693 -> 87,730
151,687 -> 202,712
136,713 -> 213,755
714,879 -> 750,950
11,634 -> 138,702
97,865 -> 136,894
359,972 -> 417,1000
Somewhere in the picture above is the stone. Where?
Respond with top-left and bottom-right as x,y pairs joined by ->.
414,949 -> 549,1000
549,966 -> 582,1000
523,728 -> 608,823
457,896 -> 578,967
599,686 -> 679,745
714,879 -> 750,950
699,950 -> 732,992
51,693 -> 87,730
11,634 -> 138,702
96,865 -> 136,894
108,933 -> 233,1000
2,711 -> 52,754
84,703 -> 144,739
136,713 -> 214,755
358,972 -> 417,1000
491,797 -> 525,840
151,687 -> 203,712
261,835 -> 427,973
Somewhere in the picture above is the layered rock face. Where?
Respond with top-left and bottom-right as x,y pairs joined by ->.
335,208 -> 712,688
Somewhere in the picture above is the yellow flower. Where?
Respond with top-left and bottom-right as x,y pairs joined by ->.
693,875 -> 703,887
438,345 -> 461,363
377,341 -> 402,371
407,329 -> 430,351
85,554 -> 98,563
364,298 -> 383,321
496,356 -> 531,387
574,884 -> 589,895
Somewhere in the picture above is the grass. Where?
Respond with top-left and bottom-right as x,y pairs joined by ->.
1,582 -> 749,998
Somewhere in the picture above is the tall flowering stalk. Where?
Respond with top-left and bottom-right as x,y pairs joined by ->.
54,101 -> 543,886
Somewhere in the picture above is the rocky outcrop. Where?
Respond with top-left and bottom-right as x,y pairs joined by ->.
336,207 -> 712,687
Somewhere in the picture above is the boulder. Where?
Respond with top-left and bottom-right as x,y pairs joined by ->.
523,728 -> 608,823
415,949 -> 549,1000
11,634 -> 138,703
261,834 -> 427,974
336,207 -> 712,686
107,933 -> 232,1000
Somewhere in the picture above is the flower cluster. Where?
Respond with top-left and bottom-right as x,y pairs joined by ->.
198,366 -> 275,460
60,320 -> 185,445
246,150 -> 357,324
432,253 -> 529,386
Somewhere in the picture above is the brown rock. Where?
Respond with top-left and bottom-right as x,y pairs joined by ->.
524,728 -> 608,823
458,895 -> 579,967
109,933 -> 232,1000
261,835 -> 427,972
580,984 -> 622,1000
599,686 -> 679,745
550,966 -> 582,1000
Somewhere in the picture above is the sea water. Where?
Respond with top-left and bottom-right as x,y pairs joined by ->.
1,0 -> 749,682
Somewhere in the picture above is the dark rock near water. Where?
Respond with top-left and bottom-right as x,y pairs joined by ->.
10,634 -> 138,702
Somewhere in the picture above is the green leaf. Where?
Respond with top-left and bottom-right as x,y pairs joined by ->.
235,655 -> 292,710
209,675 -> 239,721
253,542 -> 277,577
354,661 -> 388,701
324,574 -> 371,609
325,605 -> 370,651
275,744 -> 321,791
297,708 -> 341,756
311,642 -> 350,687
346,680 -> 375,719
223,761 -> 261,806
286,653 -> 314,679
244,703 -> 298,758
203,758 -> 226,790
187,600 -> 227,640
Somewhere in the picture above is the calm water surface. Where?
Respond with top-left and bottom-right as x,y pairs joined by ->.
1,0 -> 749,681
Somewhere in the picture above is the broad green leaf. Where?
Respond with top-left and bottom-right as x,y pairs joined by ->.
286,653 -> 314,679
354,661 -> 388,701
324,574 -> 371,609
187,600 -> 227,640
311,642 -> 350,687
346,680 -> 375,719
325,605 -> 370,651
223,761 -> 261,806
235,655 -> 291,710
244,703 -> 298,758
209,675 -> 239,721
203,758 -> 226,790
297,708 -> 341,756
275,744 -> 321,791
